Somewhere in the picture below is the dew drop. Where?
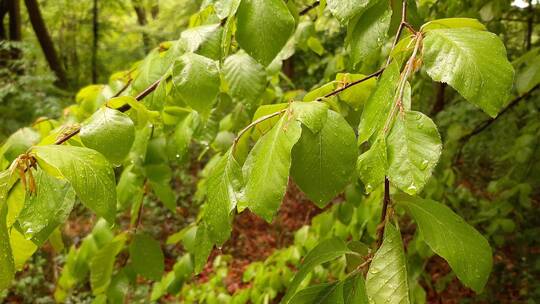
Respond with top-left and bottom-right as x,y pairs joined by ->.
365,184 -> 373,194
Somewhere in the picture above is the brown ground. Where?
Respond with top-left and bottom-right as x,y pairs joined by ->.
196,181 -> 324,294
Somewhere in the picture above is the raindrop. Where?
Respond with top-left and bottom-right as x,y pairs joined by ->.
365,184 -> 373,193
407,184 -> 417,192
369,267 -> 380,274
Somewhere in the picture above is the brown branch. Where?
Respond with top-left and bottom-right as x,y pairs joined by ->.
318,0 -> 416,102
53,78 -> 160,145
232,109 -> 287,152
299,1 -> 320,15
116,78 -> 161,112
376,178 -> 391,248
112,78 -> 133,98
317,68 -> 384,101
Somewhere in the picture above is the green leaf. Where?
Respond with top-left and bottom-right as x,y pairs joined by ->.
0,170 -> 15,289
290,101 -> 329,133
283,237 -> 353,303
10,229 -> 37,270
356,135 -> 387,193
290,273 -> 368,304
172,53 -> 220,117
236,0 -> 296,66
0,128 -> 40,163
289,282 -> 344,304
106,270 -> 129,304
90,233 -> 127,294
223,50 -> 267,108
396,194 -> 492,293
516,52 -> 540,95
291,110 -> 357,207
251,103 -> 288,139
32,145 -> 117,223
327,0 -> 372,23
132,46 -> 176,94
343,273 -> 369,303
179,23 -> 223,60
335,74 -> 377,110
303,82 -> 337,102
116,165 -> 144,211
129,233 -> 165,281
422,28 -> 514,117
348,0 -> 392,66
366,222 -> 410,304
80,107 -> 135,165
173,112 -> 197,161
17,168 -> 76,245
421,18 -> 487,32
150,181 -> 177,212
358,61 -> 400,144
240,114 -> 302,222
167,254 -> 193,294
215,0 -> 242,19
387,111 -> 442,195
193,224 -> 214,273
203,149 -> 243,245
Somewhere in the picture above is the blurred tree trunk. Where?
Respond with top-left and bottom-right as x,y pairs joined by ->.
132,0 -> 151,53
0,0 -> 7,40
24,0 -> 68,88
525,0 -> 533,50
151,0 -> 158,19
7,0 -> 21,41
92,0 -> 98,83
431,83 -> 447,116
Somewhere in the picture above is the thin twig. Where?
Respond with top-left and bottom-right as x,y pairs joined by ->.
316,68 -> 385,101
232,109 -> 287,151
382,31 -> 423,133
117,78 -> 161,112
376,178 -> 391,248
318,0 -> 416,103
112,78 -> 133,98
299,1 -> 320,16
454,84 -> 540,165
52,78 -> 162,145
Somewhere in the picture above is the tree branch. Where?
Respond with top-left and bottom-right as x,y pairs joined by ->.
316,68 -> 384,101
454,84 -> 540,165
299,1 -> 320,16
232,109 -> 287,152
376,178 -> 391,248
317,0 -> 415,102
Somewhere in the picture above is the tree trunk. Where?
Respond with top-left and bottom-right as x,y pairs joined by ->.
0,0 -> 8,41
92,0 -> 98,83
132,0 -> 151,52
525,0 -> 533,50
24,0 -> 68,88
0,0 -> 8,68
7,0 -> 21,41
150,0 -> 158,19
431,83 -> 446,116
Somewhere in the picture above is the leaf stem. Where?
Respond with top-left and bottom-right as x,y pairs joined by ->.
382,32 -> 423,133
318,0 -> 415,102
232,109 -> 287,152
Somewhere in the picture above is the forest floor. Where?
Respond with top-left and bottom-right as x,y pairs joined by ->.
191,181 -> 534,304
